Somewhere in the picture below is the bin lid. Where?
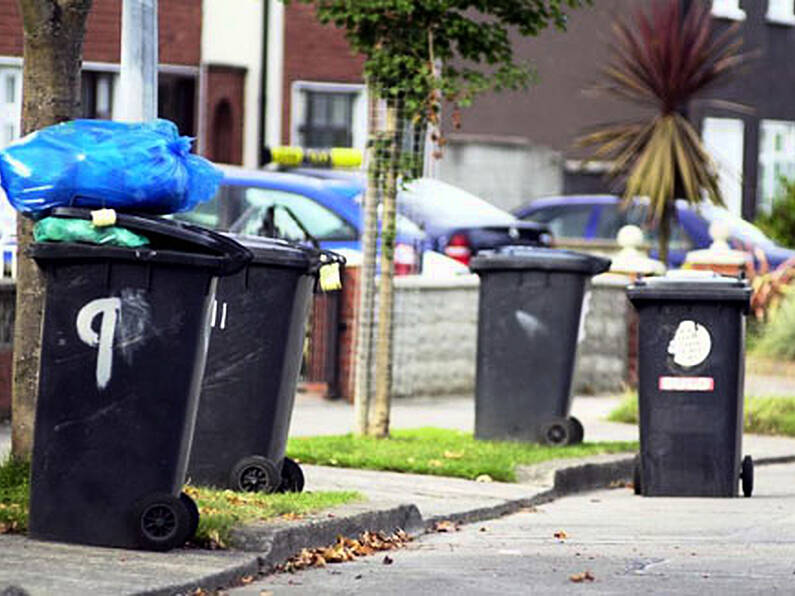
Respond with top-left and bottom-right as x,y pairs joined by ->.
229,234 -> 316,271
469,246 -> 612,275
627,269 -> 752,305
30,207 -> 252,275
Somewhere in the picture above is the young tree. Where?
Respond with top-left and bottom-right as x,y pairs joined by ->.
11,0 -> 93,457
578,0 -> 746,264
292,0 -> 589,437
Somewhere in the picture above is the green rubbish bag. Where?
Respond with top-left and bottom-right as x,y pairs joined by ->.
34,216 -> 150,248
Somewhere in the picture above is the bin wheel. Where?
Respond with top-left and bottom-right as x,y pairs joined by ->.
134,493 -> 191,551
740,455 -> 754,498
279,457 -> 305,493
179,492 -> 200,540
230,456 -> 280,493
633,455 -> 642,496
567,417 -> 585,444
540,419 -> 571,446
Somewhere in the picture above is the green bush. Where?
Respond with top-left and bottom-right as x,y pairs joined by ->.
755,291 -> 795,360
755,177 -> 795,248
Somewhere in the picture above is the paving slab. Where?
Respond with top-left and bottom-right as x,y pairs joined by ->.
0,534 -> 258,596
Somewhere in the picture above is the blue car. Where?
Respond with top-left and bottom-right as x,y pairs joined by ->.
171,166 -> 427,272
515,195 -> 795,269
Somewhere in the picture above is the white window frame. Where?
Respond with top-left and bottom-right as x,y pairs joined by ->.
702,117 -> 745,216
711,0 -> 746,20
767,0 -> 795,24
290,81 -> 368,154
0,66 -> 22,150
758,119 -> 795,212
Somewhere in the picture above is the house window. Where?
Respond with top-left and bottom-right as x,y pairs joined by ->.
702,118 -> 745,216
711,0 -> 746,20
0,67 -> 21,148
81,71 -> 114,120
291,82 -> 367,152
758,120 -> 795,212
767,0 -> 795,24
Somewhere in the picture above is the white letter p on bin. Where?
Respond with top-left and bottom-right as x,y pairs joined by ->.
76,297 -> 122,390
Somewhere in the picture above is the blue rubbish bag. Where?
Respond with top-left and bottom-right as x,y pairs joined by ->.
0,119 -> 222,215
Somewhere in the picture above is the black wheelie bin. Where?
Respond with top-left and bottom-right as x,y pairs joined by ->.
187,236 -> 342,493
627,270 -> 754,497
470,246 -> 611,445
27,207 -> 252,551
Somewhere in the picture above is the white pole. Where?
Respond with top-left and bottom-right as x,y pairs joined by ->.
265,0 -> 284,147
118,0 -> 158,122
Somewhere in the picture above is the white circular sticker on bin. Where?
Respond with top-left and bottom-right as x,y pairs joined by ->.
667,320 -> 712,368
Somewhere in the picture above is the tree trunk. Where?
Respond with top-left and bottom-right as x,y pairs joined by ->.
353,89 -> 380,436
369,98 -> 400,438
11,0 -> 92,458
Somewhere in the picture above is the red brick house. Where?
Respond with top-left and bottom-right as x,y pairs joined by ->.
263,1 -> 366,155
0,0 -> 263,169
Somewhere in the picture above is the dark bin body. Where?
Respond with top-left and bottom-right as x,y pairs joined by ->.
628,274 -> 752,497
28,209 -> 251,549
470,247 -> 611,443
187,237 -> 319,491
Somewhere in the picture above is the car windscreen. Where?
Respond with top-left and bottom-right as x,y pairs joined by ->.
398,179 -> 515,228
228,187 -> 358,241
698,203 -> 774,246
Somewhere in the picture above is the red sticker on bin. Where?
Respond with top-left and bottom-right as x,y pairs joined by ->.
659,376 -> 715,392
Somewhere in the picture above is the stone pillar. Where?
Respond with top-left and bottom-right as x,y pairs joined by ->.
684,221 -> 754,277
606,225 -> 665,389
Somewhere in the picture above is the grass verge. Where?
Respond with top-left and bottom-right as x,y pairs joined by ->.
0,456 -> 29,533
287,427 -> 638,483
0,457 -> 359,548
608,392 -> 795,437
186,486 -> 360,548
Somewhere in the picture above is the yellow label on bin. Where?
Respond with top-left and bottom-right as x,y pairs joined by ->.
91,208 -> 117,227
319,262 -> 342,292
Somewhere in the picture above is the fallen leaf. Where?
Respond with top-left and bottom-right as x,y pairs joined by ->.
443,450 -> 464,459
383,555 -> 394,565
518,506 -> 538,514
570,571 -> 595,583
278,529 -> 412,572
240,575 -> 255,585
259,591 -> 274,596
432,520 -> 460,533
475,474 -> 493,483
554,530 -> 568,540
428,459 -> 443,468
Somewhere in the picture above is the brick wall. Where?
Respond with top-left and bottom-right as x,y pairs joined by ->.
0,0 -> 201,65
282,3 -> 364,144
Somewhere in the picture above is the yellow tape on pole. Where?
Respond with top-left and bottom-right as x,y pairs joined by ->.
270,146 -> 363,169
271,146 -> 305,167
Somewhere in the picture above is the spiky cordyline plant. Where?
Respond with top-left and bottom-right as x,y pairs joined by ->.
578,0 -> 746,264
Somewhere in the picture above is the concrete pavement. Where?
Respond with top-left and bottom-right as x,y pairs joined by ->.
243,462 -> 795,595
1,380 -> 795,594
